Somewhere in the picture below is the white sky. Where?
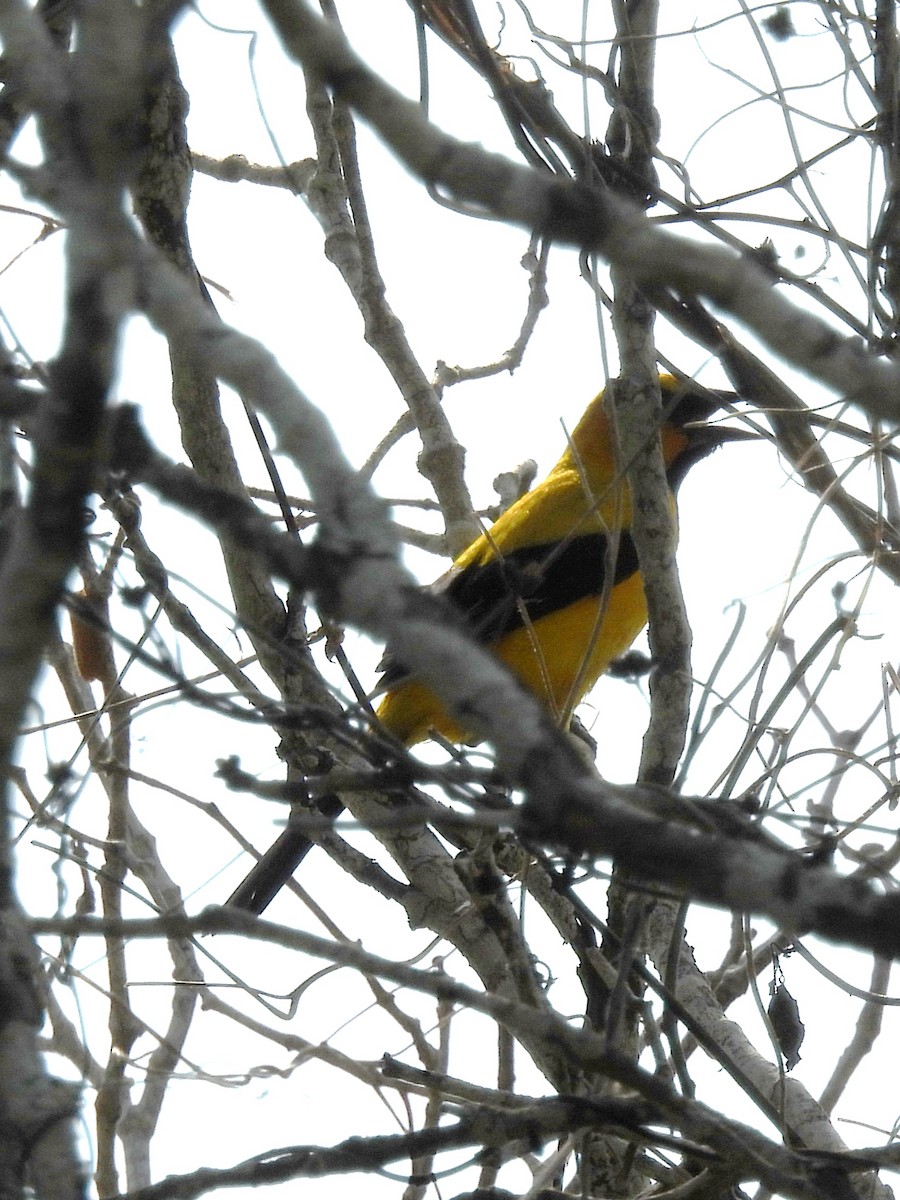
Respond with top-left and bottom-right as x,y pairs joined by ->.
2,1 -> 899,1195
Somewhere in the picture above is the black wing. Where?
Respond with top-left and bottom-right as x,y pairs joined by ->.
379,530 -> 639,687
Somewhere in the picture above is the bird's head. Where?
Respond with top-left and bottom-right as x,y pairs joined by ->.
658,373 -> 757,490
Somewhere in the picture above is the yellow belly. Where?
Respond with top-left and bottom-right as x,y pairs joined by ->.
375,571 -> 648,745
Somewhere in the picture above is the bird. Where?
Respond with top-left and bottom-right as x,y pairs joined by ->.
374,373 -> 751,744
226,374 -> 751,913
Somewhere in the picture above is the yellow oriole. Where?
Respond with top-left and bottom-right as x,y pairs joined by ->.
227,374 -> 749,912
375,374 -> 750,745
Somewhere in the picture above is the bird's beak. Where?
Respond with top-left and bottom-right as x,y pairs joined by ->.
710,388 -> 739,406
701,388 -> 760,443
707,424 -> 761,444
